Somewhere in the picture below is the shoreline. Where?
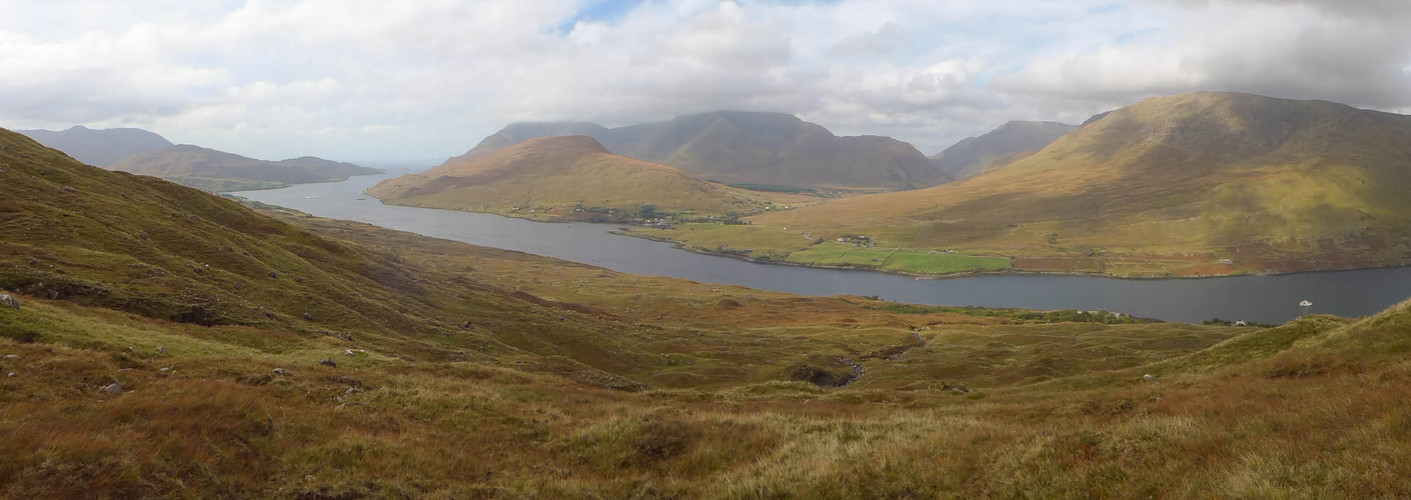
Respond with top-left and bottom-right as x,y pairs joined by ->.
614,229 -> 1410,282
366,191 -> 1409,282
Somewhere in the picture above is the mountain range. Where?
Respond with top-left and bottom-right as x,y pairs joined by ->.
930,120 -> 1076,180
109,144 -> 382,192
454,110 -> 944,190
368,135 -> 811,221
17,125 -> 173,166
17,126 -> 382,192
660,92 -> 1411,276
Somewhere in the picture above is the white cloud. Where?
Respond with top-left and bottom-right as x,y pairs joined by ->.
0,0 -> 1408,161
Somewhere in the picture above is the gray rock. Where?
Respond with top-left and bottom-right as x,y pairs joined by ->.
302,312 -> 313,321
7,372 -> 16,378
318,358 -> 337,368
157,346 -> 167,354
272,368 -> 292,376
3,354 -> 18,360
345,387 -> 361,395
0,293 -> 18,309
103,382 -> 124,396
1143,374 -> 1158,382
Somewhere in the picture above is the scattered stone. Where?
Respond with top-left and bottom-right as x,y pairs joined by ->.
295,277 -> 303,283
344,387 -> 361,395
558,316 -> 566,322
345,349 -> 363,356
7,373 -> 15,378
303,312 -> 314,321
62,185 -> 78,193
1143,374 -> 1158,382
3,354 -> 18,360
160,367 -> 171,372
461,321 -> 475,330
261,307 -> 275,319
272,368 -> 292,376
304,475 -> 316,482
103,382 -> 124,396
0,293 -> 19,309
268,271 -> 279,279
157,346 -> 167,355
187,214 -> 201,222
319,358 -> 337,368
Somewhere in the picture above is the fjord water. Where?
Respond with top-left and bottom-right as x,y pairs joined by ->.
234,174 -> 1411,324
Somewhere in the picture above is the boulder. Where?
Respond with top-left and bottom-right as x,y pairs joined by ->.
785,354 -> 859,387
272,368 -> 292,376
0,293 -> 18,309
1143,374 -> 1158,382
103,382 -> 124,396
319,358 -> 338,368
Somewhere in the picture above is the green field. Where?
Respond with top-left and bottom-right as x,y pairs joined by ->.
786,242 -> 1011,274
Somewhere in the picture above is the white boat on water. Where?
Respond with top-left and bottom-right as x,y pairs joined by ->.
1299,300 -> 1313,307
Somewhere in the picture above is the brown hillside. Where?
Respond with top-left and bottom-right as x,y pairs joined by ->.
369,135 -> 810,220
751,92 -> 1411,274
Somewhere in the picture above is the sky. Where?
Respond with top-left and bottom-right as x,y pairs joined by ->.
1,0 -> 1408,164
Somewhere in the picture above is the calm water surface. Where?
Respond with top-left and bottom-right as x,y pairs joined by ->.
233,174 -> 1411,324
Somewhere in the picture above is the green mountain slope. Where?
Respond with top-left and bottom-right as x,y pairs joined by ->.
108,144 -> 382,191
17,125 -> 174,166
743,92 -> 1411,276
369,135 -> 814,221
451,111 -> 943,190
931,120 -> 1076,180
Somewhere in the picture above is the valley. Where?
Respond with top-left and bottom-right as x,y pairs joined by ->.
641,92 -> 1411,278
6,125 -> 1411,496
8,2 -> 1411,497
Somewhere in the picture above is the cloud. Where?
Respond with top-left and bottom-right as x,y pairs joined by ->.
0,0 -> 1408,160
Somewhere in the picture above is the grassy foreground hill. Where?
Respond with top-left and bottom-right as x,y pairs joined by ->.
453,111 -> 944,190
368,135 -> 817,222
110,144 -> 382,192
4,127 -> 1411,497
652,92 -> 1411,277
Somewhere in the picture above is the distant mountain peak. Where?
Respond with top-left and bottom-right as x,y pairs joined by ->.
452,110 -> 941,190
16,125 -> 174,167
931,120 -> 1076,180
